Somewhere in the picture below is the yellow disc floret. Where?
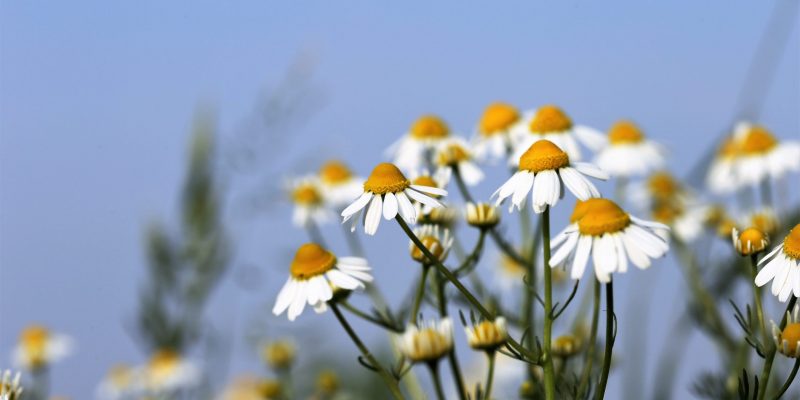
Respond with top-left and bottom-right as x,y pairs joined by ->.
781,323 -> 800,356
292,184 -> 322,205
608,120 -> 645,144
529,105 -> 572,134
411,236 -> 445,263
577,199 -> 631,236
784,225 -> 800,260
570,199 -> 592,223
735,227 -> 768,256
739,125 -> 777,155
480,102 -> 519,135
20,325 -> 49,368
364,163 -> 410,195
148,349 -> 180,383
437,143 -> 471,165
651,202 -> 682,224
717,136 -> 739,159
518,140 -> 570,173
647,172 -> 682,201
290,243 -> 336,280
410,115 -> 449,139
407,328 -> 451,362
319,160 -> 353,185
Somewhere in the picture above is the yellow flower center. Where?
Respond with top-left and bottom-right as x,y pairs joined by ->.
409,329 -> 450,361
411,236 -> 445,262
782,323 -> 800,355
518,140 -> 570,172
647,172 -> 681,201
784,225 -> 800,260
148,349 -> 180,382
577,199 -> 631,236
363,163 -> 410,195
739,125 -> 777,155
479,102 -> 519,135
737,228 -> 768,255
437,143 -> 471,165
717,136 -> 738,159
263,341 -> 295,369
569,199 -> 592,223
410,115 -> 449,139
290,243 -> 336,280
292,184 -> 322,205
468,320 -> 507,349
651,202 -> 682,224
20,325 -> 49,367
608,120 -> 645,144
319,160 -> 353,185
529,105 -> 572,134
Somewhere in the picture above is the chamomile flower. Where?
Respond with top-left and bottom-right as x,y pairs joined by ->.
465,202 -> 500,229
472,102 -> 520,162
493,140 -> 608,213
0,370 -> 23,400
409,225 -> 453,264
630,171 -> 691,211
388,115 -> 452,172
650,202 -> 709,243
732,227 -> 770,256
141,350 -> 199,394
317,160 -> 364,208
96,364 -> 136,400
435,137 -> 484,186
12,325 -> 73,370
707,135 -> 740,194
773,305 -> 800,358
288,178 -> 332,228
408,168 -> 451,214
509,105 -> 605,165
464,318 -> 508,351
594,120 -> 665,177
549,198 -> 670,282
397,318 -> 454,364
754,224 -> 800,302
732,122 -> 800,187
273,243 -> 372,321
341,163 -> 446,235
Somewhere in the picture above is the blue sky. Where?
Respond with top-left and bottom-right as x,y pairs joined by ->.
1,1 -> 798,397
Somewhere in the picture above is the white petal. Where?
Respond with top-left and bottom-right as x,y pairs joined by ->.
755,257 -> 782,287
573,162 -> 609,180
622,231 -> 651,269
288,281 -> 309,321
396,192 -> 416,223
405,188 -> 442,208
410,184 -> 448,196
272,277 -> 297,315
571,235 -> 592,280
383,192 -> 399,220
559,167 -> 591,200
512,172 -> 534,209
493,173 -> 520,204
327,269 -> 363,290
364,195 -> 383,235
342,192 -> 372,220
550,231 -> 579,267
771,257 -> 792,297
612,233 -> 628,273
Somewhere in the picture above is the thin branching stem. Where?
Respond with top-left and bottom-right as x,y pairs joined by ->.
542,207 -> 556,400
772,357 -> 800,400
485,351 -> 497,399
433,270 -> 467,400
577,279 -> 601,399
410,265 -> 431,326
429,362 -> 446,400
340,300 -> 402,333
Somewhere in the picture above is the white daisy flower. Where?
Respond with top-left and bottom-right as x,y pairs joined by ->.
594,120 -> 665,177
96,364 -> 136,400
706,135 -> 740,194
409,225 -> 453,264
341,163 -> 446,235
465,202 -> 500,229
492,140 -> 608,214
732,122 -> 800,187
273,243 -> 373,321
140,350 -> 199,394
464,317 -> 508,351
629,171 -> 692,212
435,137 -> 484,186
754,224 -> 800,302
396,318 -> 454,363
731,227 -> 770,257
772,304 -> 800,358
387,115 -> 452,172
549,198 -> 670,282
12,325 -> 73,370
317,160 -> 364,208
509,105 -> 606,165
288,178 -> 333,228
0,370 -> 23,400
472,102 -> 520,162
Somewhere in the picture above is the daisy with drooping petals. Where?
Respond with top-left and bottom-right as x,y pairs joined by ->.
549,198 -> 670,282
409,225 -> 453,264
317,160 -> 364,208
288,178 -> 332,228
493,140 -> 608,213
731,227 -> 769,257
0,370 -> 23,400
140,349 -> 199,394
464,318 -> 508,351
772,304 -> 800,358
594,120 -> 665,177
472,102 -> 520,162
509,105 -> 605,165
754,224 -> 800,302
732,122 -> 800,187
273,243 -> 372,321
435,137 -> 484,186
341,163 -> 446,235
12,325 -> 73,371
397,318 -> 454,364
388,115 -> 452,172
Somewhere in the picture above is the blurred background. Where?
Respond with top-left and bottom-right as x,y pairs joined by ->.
1,1 -> 798,398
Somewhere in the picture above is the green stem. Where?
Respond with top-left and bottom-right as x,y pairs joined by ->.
429,363 -> 446,400
542,207 -> 555,400
523,216 -> 542,383
758,296 -> 798,400
433,271 -> 467,400
395,216 -> 538,363
485,351 -> 497,399
410,265 -> 431,326
596,280 -> 615,400
772,358 -> 800,400
341,300 -> 402,332
750,255 -> 769,347
577,279 -> 601,399
329,303 -> 404,400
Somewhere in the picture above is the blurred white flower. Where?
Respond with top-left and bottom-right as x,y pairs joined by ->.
471,102 -> 520,162
387,115 -> 452,172
594,120 -> 665,177
509,105 -> 605,165
12,325 -> 73,370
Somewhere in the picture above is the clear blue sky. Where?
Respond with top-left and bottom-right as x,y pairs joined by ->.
1,1 -> 798,398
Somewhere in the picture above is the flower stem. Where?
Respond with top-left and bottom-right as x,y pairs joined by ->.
341,300 -> 402,332
542,207 -> 556,400
750,255 -> 769,348
410,265 -> 431,326
433,270 -> 467,400
773,357 -> 800,400
428,362 -> 447,400
596,280 -> 615,400
758,295 -> 797,400
577,279 -> 601,399
485,351 -> 497,399
329,303 -> 405,399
